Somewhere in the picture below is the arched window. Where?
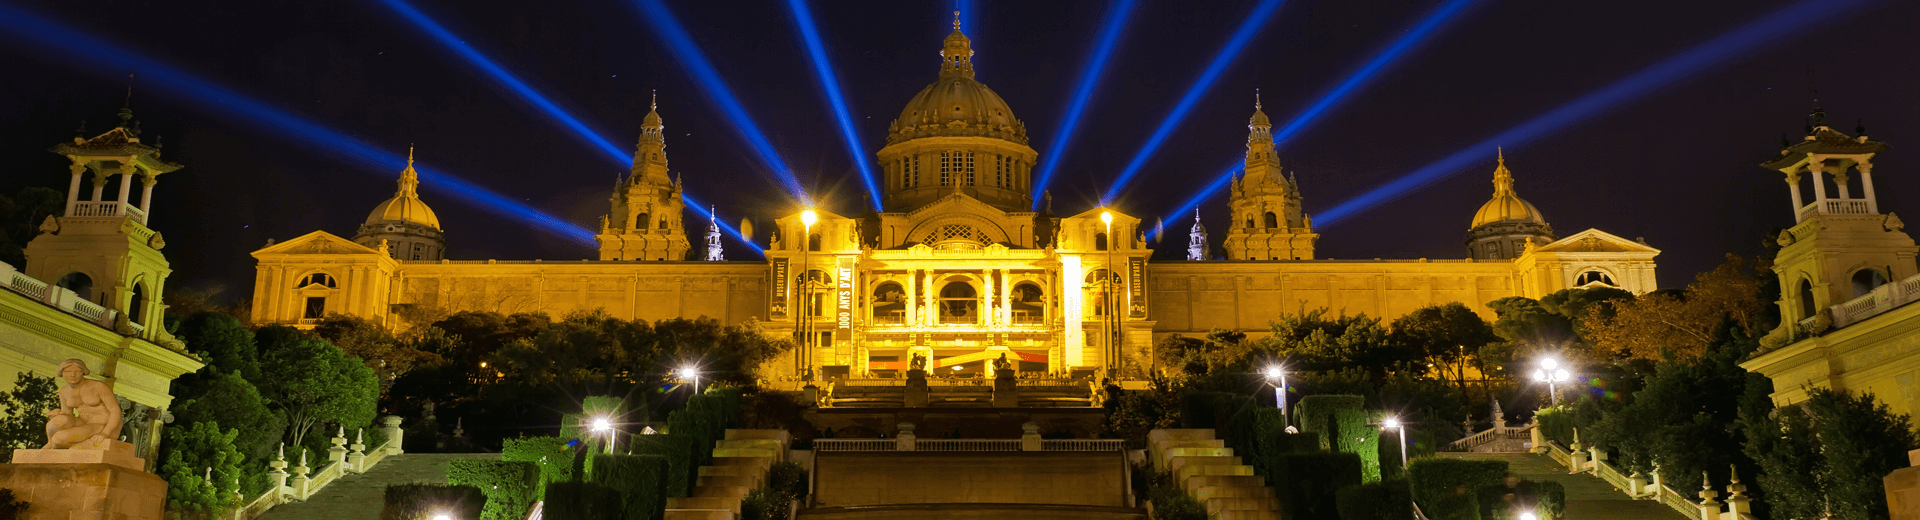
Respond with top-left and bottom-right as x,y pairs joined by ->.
1011,282 -> 1045,324
56,272 -> 93,302
808,233 -> 822,252
1094,233 -> 1108,251
1798,278 -> 1817,320
938,281 -> 978,323
1852,268 -> 1890,298
636,213 -> 650,230
127,282 -> 147,325
1575,270 -> 1616,287
1263,212 -> 1279,228
300,273 -> 337,288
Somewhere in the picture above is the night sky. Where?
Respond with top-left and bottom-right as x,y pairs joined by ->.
2,0 -> 1917,305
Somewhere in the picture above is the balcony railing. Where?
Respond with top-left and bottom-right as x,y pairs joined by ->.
1798,198 -> 1874,221
65,201 -> 148,225
0,263 -> 121,330
1010,314 -> 1045,325
1831,272 -> 1920,329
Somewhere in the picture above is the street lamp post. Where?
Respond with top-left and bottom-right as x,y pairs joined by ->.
591,416 -> 613,453
1382,416 -> 1414,519
1100,211 -> 1117,376
1264,365 -> 1289,430
1533,358 -> 1571,407
678,366 -> 700,395
799,209 -> 818,382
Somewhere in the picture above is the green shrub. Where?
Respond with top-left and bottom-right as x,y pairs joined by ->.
1142,469 -> 1206,520
380,484 -> 484,520
502,436 -> 575,489
629,434 -> 696,498
0,488 -> 27,520
1270,452 -> 1362,520
1333,408 -> 1382,482
590,454 -> 668,520
1534,480 -> 1565,518
766,461 -> 808,499
561,395 -> 632,450
1534,406 -> 1574,448
1295,395 -> 1364,450
542,481 -> 623,520
1336,480 -> 1413,520
1408,458 -> 1507,520
1269,431 -> 1321,454
738,461 -> 807,520
446,459 -> 539,520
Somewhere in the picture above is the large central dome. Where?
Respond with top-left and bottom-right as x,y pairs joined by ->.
885,22 -> 1027,146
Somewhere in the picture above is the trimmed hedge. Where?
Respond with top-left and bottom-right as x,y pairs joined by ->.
629,433 -> 696,498
1408,458 -> 1508,520
590,454 -> 669,520
1270,451 -> 1362,520
543,481 -> 623,520
1534,405 -> 1575,448
446,459 -> 540,520
1270,431 -> 1322,454
381,483 -> 485,520
502,436 -> 575,490
562,395 -> 632,453
1333,408 -> 1382,483
1295,395 -> 1365,451
1336,480 -> 1413,520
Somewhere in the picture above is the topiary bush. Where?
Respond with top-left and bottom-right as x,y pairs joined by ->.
446,459 -> 540,520
1333,408 -> 1382,483
542,481 -> 623,520
1294,395 -> 1364,451
1270,451 -> 1363,520
1408,458 -> 1508,520
1141,468 -> 1206,520
501,436 -> 575,489
380,484 -> 484,520
589,454 -> 668,520
629,433 -> 696,498
1335,480 -> 1413,520
1534,405 -> 1575,448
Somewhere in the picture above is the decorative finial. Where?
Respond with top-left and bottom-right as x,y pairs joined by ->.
651,89 -> 657,111
953,10 -> 962,31
407,144 -> 415,166
124,69 -> 137,110
1255,88 -> 1262,111
1856,119 -> 1866,136
1497,146 -> 1504,164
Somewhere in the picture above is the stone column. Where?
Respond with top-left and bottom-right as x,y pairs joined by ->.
89,169 -> 106,202
905,271 -> 919,326
999,270 -> 1011,326
138,174 -> 156,220
1861,163 -> 1880,214
65,164 -> 84,214
381,416 -> 405,455
114,170 -> 134,212
1811,165 -> 1829,206
895,422 -> 916,451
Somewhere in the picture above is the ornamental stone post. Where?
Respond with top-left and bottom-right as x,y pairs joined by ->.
382,416 -> 405,455
1725,465 -> 1752,517
328,426 -> 348,466
895,422 -> 916,451
1697,471 -> 1721,520
347,428 -> 367,471
1021,422 -> 1042,451
1628,471 -> 1649,496
291,451 -> 312,500
268,443 -> 289,497
1568,430 -> 1588,473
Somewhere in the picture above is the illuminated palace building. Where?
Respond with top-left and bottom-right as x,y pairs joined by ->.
251,22 -> 1659,382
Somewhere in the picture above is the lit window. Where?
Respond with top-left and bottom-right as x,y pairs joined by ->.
1576,271 -> 1615,287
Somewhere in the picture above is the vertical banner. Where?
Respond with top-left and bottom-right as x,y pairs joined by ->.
1061,255 -> 1084,367
1129,257 -> 1146,316
771,258 -> 789,318
835,256 -> 855,346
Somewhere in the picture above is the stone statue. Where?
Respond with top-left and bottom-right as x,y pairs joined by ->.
44,359 -> 122,450
993,353 -> 1013,374
910,352 -> 928,371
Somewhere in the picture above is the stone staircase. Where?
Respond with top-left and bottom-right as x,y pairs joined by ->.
1148,429 -> 1280,520
1432,452 -> 1689,520
664,429 -> 790,520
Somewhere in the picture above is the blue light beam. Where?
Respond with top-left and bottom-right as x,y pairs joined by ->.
0,2 -> 597,246
1150,162 -> 1239,241
1030,0 -> 1139,210
1317,0 -> 1888,226
1099,0 -> 1286,205
1156,0 -> 1483,232
631,0 -> 813,204
376,0 -> 626,162
786,0 -> 884,211
681,194 -> 762,256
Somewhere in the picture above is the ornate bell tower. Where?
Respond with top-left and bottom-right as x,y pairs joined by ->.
1765,107 -> 1916,333
599,95 -> 690,261
25,108 -> 181,340
1223,97 -> 1316,260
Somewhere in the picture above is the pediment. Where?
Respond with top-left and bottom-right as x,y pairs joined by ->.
1534,229 -> 1660,254
251,231 -> 381,256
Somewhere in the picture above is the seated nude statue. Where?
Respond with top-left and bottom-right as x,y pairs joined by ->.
43,359 -> 121,450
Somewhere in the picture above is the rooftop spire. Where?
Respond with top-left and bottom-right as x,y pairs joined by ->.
940,11 -> 976,79
398,145 -> 420,198
1492,148 -> 1514,196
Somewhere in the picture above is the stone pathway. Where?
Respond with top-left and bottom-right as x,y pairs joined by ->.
1432,452 -> 1688,520
260,453 -> 497,520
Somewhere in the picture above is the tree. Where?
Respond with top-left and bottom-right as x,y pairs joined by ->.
1745,387 -> 1918,520
175,312 -> 262,382
311,314 -> 444,385
254,327 -> 379,449
159,421 -> 244,518
171,372 -> 286,464
0,372 -> 56,461
1389,303 -> 1497,383
0,186 -> 62,270
1584,256 -> 1764,360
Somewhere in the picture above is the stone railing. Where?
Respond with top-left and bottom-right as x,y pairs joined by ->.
1798,198 -> 1874,220
0,262 -> 120,330
1039,439 -> 1127,451
814,437 -> 1122,452
233,416 -> 406,520
68,201 -> 122,218
1831,271 -> 1920,329
1538,428 -> 1757,520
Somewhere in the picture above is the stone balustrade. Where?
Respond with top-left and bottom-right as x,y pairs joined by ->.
1832,271 -> 1920,329
0,262 -> 120,330
231,416 -> 405,520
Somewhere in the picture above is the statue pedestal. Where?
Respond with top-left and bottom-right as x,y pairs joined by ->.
905,369 -> 929,408
992,374 -> 1018,407
3,441 -> 164,520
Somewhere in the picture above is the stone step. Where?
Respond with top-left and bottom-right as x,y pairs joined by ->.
666,497 -> 741,513
724,429 -> 791,442
1151,439 -> 1228,471
693,484 -> 752,499
712,447 -> 780,459
717,439 -> 784,450
1212,510 -> 1282,520
712,456 -> 774,469
1205,496 -> 1278,513
1168,455 -> 1242,474
1194,485 -> 1274,501
663,509 -> 734,520
1148,429 -> 1217,444
696,475 -> 757,490
1182,475 -> 1266,494
1162,447 -> 1234,460
1175,463 -> 1253,484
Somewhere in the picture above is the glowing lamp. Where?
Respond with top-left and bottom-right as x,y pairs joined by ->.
1100,211 -> 1113,225
1540,358 -> 1559,371
1263,366 -> 1282,380
591,417 -> 611,433
1382,417 -> 1401,430
677,367 -> 698,380
800,209 -> 818,227
433,514 -> 452,520
1518,512 -> 1537,520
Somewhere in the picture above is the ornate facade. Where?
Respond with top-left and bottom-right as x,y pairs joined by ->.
249,19 -> 1659,383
